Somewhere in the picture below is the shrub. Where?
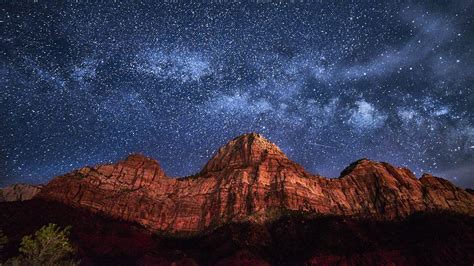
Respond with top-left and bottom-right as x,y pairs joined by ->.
6,224 -> 77,266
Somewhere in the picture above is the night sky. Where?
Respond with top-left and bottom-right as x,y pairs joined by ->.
1,1 -> 473,188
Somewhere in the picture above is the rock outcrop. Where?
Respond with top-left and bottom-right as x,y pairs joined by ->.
36,133 -> 474,233
0,184 -> 42,202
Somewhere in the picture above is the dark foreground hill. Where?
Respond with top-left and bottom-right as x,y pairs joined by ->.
1,199 -> 473,265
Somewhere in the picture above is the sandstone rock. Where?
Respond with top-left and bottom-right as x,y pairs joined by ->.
0,184 -> 43,202
36,133 -> 474,233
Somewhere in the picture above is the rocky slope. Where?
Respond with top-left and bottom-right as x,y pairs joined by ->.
0,184 -> 42,202
36,133 -> 474,233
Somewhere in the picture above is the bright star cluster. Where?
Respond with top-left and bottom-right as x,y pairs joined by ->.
1,1 -> 473,187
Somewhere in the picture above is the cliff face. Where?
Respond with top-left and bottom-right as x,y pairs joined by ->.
36,133 -> 474,233
0,184 -> 42,202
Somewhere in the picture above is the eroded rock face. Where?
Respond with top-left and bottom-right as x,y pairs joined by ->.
0,184 -> 43,202
36,133 -> 474,233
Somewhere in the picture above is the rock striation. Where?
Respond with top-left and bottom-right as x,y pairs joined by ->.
36,133 -> 474,233
0,184 -> 43,202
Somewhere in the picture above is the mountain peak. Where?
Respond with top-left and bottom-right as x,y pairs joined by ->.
339,158 -> 417,180
124,153 -> 154,162
121,153 -> 162,169
233,132 -> 284,153
201,133 -> 287,173
339,158 -> 377,177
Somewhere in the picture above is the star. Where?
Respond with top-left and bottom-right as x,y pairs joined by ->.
1,1 -> 473,188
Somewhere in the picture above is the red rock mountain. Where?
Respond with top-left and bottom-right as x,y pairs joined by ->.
0,184 -> 42,202
36,133 -> 474,233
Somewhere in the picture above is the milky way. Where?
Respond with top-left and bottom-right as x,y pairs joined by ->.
1,1 -> 473,187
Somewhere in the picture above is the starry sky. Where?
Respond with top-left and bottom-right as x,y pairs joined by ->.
1,1 -> 473,188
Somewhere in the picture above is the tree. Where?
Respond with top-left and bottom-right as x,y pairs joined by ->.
7,224 -> 77,266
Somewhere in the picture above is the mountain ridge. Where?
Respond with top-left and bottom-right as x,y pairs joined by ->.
4,133 -> 474,233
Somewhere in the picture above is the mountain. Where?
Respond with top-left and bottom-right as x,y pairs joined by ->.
0,184 -> 42,202
33,133 -> 473,233
1,133 -> 474,264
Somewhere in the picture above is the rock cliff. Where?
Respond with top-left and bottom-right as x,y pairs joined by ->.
0,184 -> 42,202
36,133 -> 474,233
